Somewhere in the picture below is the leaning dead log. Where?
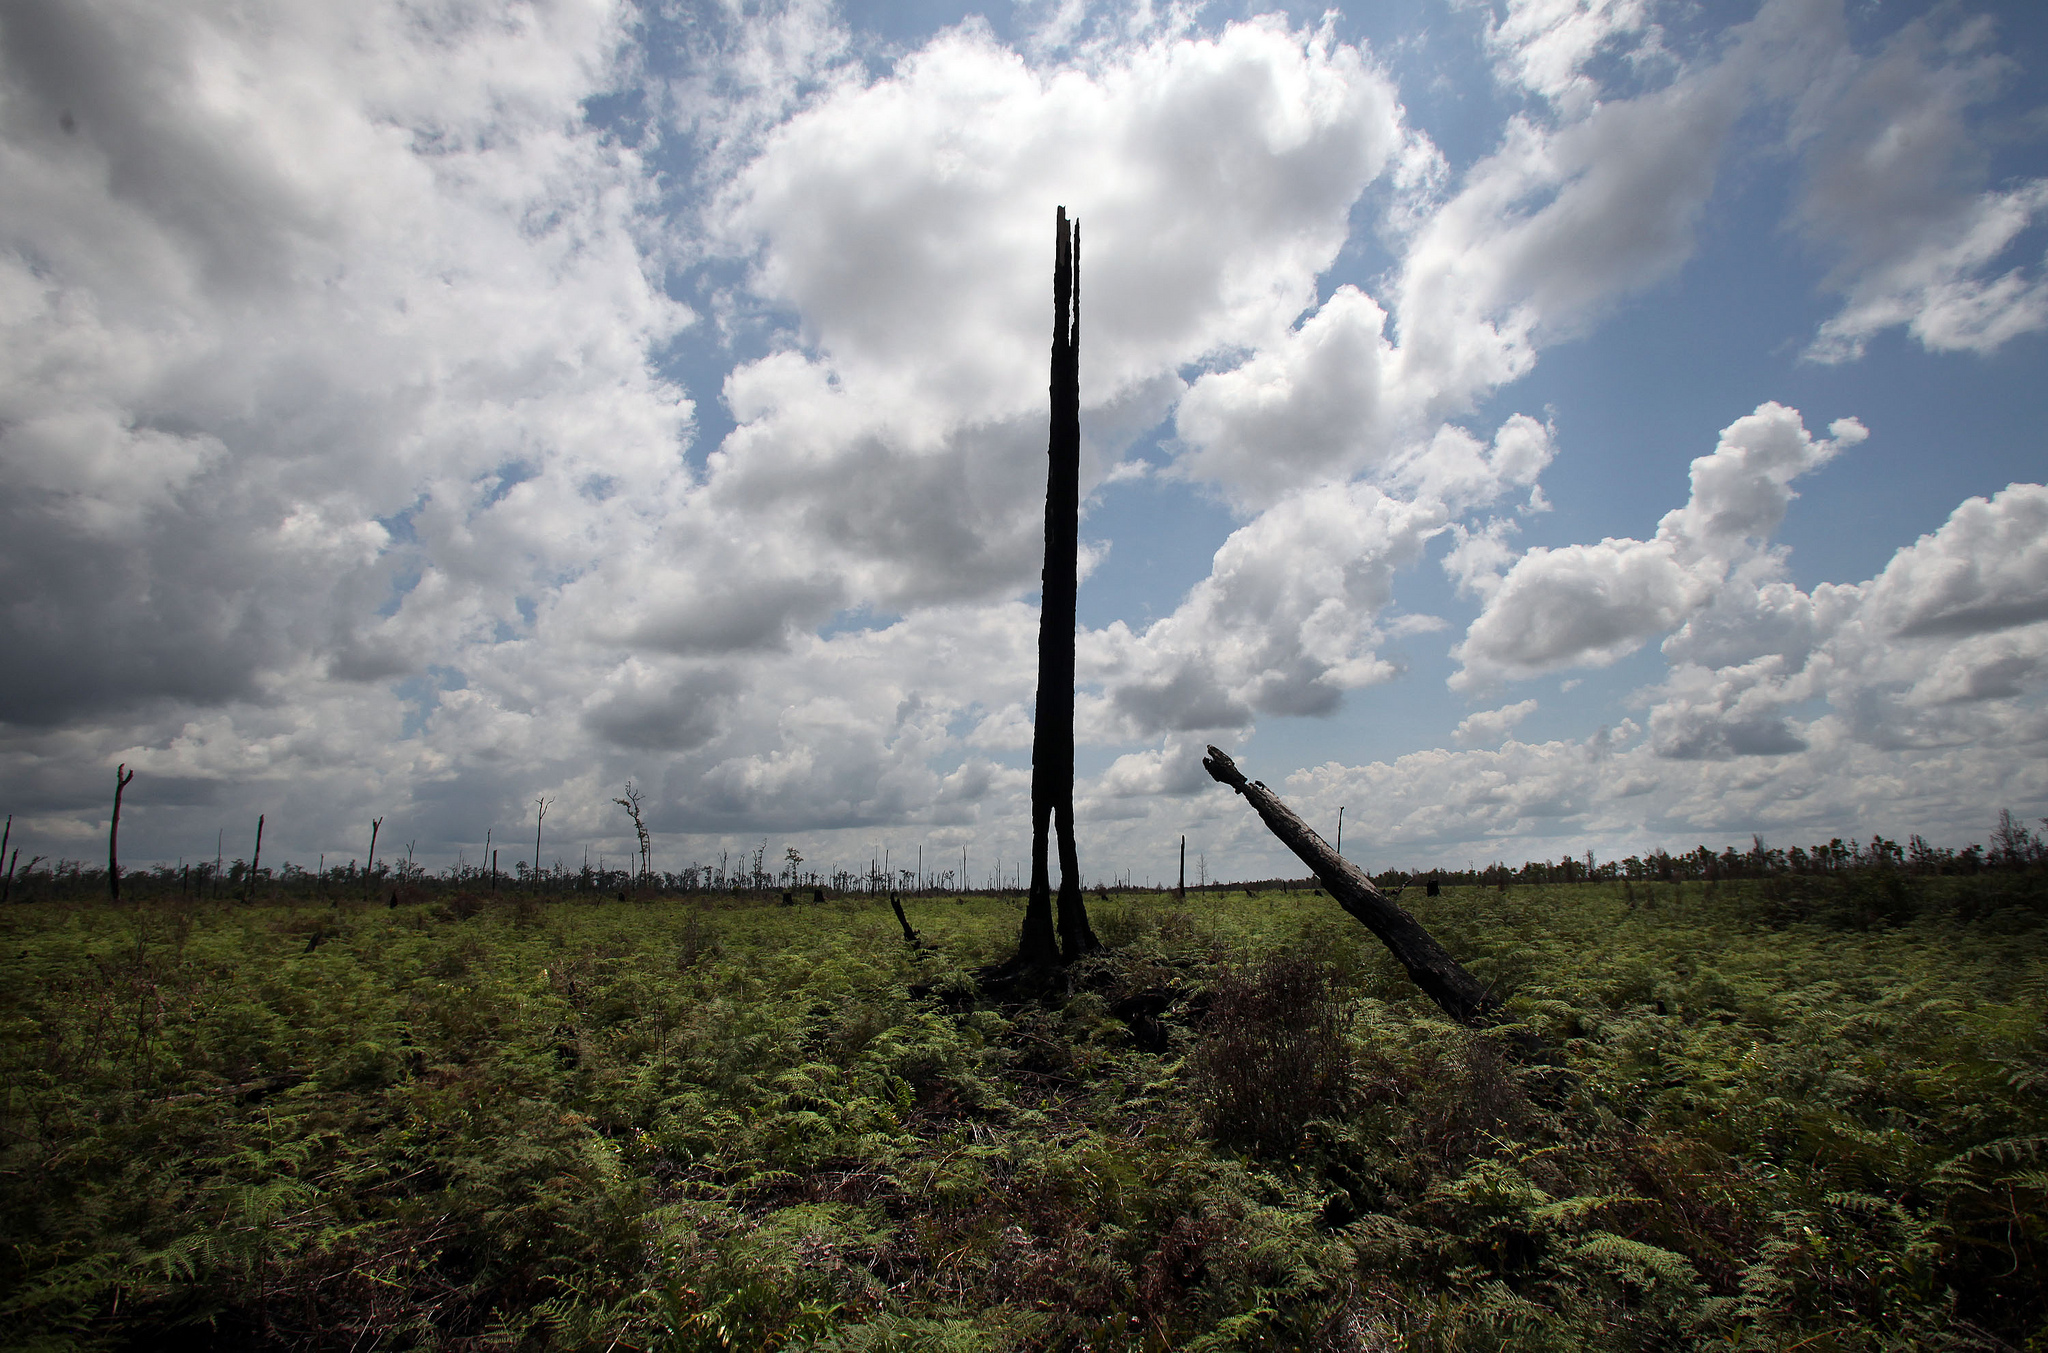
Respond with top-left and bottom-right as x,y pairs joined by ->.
1201,746 -> 1498,1024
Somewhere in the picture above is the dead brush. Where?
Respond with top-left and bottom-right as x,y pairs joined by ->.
436,890 -> 486,920
675,910 -> 721,969
1190,951 -> 1356,1156
1396,1032 -> 1541,1171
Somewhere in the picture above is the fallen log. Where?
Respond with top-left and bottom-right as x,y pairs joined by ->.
1201,746 -> 1498,1024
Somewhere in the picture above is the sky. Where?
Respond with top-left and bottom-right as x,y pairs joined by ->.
2,0 -> 2045,887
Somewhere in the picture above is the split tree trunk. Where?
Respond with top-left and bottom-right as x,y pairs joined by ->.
1016,206 -> 1098,968
1201,746 -> 1497,1024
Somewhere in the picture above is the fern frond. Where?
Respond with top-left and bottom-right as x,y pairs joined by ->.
1569,1232 -> 1701,1291
1533,1194 -> 1650,1229
1932,1133 -> 2048,1183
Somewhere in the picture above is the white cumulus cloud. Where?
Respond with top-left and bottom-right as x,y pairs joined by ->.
1455,699 -> 1539,748
1790,10 -> 2048,362
1451,402 -> 1864,688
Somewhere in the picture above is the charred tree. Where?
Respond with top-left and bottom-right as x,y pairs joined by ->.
108,765 -> 134,902
533,795 -> 552,891
613,783 -> 652,887
1013,206 -> 1099,969
890,891 -> 923,948
244,814 -> 264,904
1201,746 -> 1497,1024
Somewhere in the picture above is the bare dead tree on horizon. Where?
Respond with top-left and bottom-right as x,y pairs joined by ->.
108,765 -> 134,902
533,795 -> 553,889
613,782 -> 651,885
245,814 -> 264,904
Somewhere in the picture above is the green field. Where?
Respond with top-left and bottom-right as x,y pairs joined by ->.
3,875 -> 2044,1351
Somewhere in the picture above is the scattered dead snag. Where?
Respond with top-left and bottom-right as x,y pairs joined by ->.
613,782 -> 652,886
244,813 -> 264,903
108,764 -> 134,902
890,891 -> 923,948
1200,746 -> 1498,1024
1012,205 -> 1099,971
533,795 -> 553,890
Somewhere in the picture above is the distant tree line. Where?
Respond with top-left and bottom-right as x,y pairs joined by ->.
1371,810 -> 2046,889
1,807 -> 2038,906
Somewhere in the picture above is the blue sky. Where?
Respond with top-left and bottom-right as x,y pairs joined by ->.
1,0 -> 2044,883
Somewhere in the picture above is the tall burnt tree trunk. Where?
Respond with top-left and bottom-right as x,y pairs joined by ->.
1016,206 -> 1099,969
1201,746 -> 1497,1024
245,813 -> 264,904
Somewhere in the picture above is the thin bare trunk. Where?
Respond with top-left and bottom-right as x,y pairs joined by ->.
245,814 -> 264,904
108,766 -> 134,902
533,795 -> 552,891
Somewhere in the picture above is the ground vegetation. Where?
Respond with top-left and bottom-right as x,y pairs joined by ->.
3,850 -> 2045,1350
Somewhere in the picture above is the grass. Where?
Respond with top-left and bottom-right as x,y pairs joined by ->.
1,875 -> 2044,1351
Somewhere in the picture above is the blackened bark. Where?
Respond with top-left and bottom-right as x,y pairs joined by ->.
1016,206 -> 1098,969
890,891 -> 922,947
245,813 -> 264,904
108,765 -> 134,902
1052,219 -> 1097,961
1200,746 -> 1497,1024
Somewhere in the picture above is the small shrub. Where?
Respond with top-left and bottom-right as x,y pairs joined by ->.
676,910 -> 721,969
1190,952 -> 1355,1155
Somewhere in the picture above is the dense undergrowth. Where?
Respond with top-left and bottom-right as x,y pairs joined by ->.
2,873 -> 2044,1351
